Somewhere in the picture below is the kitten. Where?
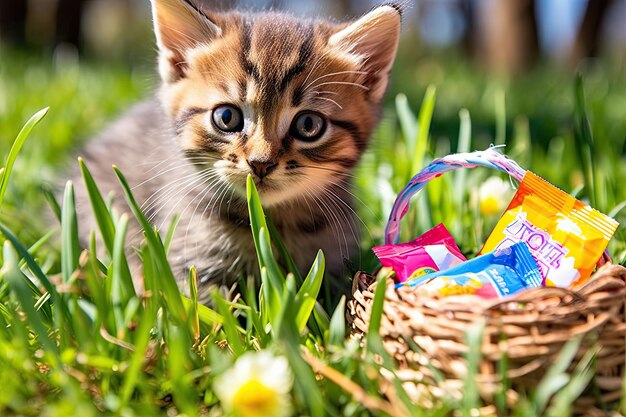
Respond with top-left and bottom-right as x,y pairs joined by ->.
72,0 -> 401,301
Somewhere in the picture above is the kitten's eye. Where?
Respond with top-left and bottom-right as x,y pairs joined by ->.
291,112 -> 326,142
212,104 -> 244,132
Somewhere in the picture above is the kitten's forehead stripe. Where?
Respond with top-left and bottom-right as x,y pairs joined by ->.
239,14 -> 316,115
277,25 -> 314,92
240,19 -> 262,88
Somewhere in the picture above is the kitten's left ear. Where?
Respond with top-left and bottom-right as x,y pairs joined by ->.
329,4 -> 402,102
151,0 -> 222,82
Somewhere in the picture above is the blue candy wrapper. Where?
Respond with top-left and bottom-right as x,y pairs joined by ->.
397,242 -> 542,299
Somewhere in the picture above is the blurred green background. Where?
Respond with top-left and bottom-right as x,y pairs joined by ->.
1,0 -> 625,260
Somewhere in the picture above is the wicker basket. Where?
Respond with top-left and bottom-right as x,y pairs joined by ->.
347,149 -> 626,413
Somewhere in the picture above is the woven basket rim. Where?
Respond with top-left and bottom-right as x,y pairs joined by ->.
352,263 -> 626,309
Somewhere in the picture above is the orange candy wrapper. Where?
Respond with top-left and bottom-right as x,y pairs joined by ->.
481,171 -> 619,288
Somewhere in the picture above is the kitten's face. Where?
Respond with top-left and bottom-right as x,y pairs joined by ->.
151,0 -> 401,207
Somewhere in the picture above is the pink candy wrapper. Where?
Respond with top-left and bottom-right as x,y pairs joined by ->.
373,224 -> 466,283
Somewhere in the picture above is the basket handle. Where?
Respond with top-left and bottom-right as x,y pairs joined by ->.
384,148 -> 527,245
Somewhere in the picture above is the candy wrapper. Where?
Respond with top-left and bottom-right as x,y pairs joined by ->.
373,224 -> 466,283
398,242 -> 542,299
481,171 -> 619,287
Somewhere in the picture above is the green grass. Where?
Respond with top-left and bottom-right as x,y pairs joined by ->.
0,48 -> 625,416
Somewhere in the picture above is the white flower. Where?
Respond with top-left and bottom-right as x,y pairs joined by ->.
478,176 -> 512,216
214,351 -> 294,417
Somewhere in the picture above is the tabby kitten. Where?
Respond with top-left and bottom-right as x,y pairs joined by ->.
72,0 -> 401,301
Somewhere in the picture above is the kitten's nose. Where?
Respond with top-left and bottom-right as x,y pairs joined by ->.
247,159 -> 278,179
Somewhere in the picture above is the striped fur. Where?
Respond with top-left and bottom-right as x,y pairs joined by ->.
71,0 -> 401,301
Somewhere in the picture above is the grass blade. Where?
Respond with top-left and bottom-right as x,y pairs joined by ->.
495,89 -> 506,146
110,214 -> 135,332
573,74 -> 597,208
533,335 -> 583,413
213,290 -> 246,356
42,185 -> 62,222
247,174 -> 269,265
546,345 -> 599,417
79,157 -> 116,255
0,223 -> 60,302
453,109 -> 472,236
164,213 -> 180,254
258,228 -> 285,288
366,276 -> 386,345
268,219 -> 302,284
246,175 -> 286,283
275,275 -> 326,417
396,93 -> 418,155
61,181 -> 80,284
111,213 -> 134,299
166,323 -> 198,417
181,297 -> 223,326
462,319 -> 484,415
260,266 -> 282,329
328,295 -> 346,347
0,107 -> 48,208
118,306 -> 155,408
413,84 -> 436,173
187,266 -> 200,342
2,241 -> 60,365
113,165 -> 186,322
295,250 -> 325,333
363,276 -> 414,414
414,86 -> 436,233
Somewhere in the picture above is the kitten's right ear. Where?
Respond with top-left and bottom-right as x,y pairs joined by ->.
329,4 -> 402,102
151,0 -> 221,82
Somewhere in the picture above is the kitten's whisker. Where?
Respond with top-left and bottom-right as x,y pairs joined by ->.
300,179 -> 350,260
145,177 -> 214,228
318,174 -> 382,227
297,183 -> 317,235
215,181 -> 234,217
309,81 -> 370,91
296,163 -> 356,179
300,50 -> 332,91
226,180 -> 239,214
141,173 -> 205,213
133,162 -> 213,190
301,187 -> 339,249
138,152 -> 178,171
321,184 -> 370,243
146,170 -> 218,225
302,70 -> 368,92
184,154 -> 222,162
182,175 -> 224,263
312,184 -> 358,256
154,170 -> 220,231
313,96 -> 343,110
315,90 -> 340,96
140,168 -> 218,212
205,180 -> 229,220
126,170 -> 218,243
299,175 -> 363,260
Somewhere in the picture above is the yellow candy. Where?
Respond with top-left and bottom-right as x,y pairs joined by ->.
481,172 -> 619,288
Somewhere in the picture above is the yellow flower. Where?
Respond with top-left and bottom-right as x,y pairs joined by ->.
214,351 -> 294,417
478,176 -> 512,216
